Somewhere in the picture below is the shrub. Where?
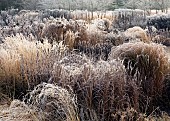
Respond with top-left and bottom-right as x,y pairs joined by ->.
109,42 -> 169,112
124,26 -> 150,43
147,14 -> 170,30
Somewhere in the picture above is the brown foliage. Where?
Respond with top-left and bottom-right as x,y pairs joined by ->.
124,26 -> 150,43
52,54 -> 129,120
109,42 -> 169,98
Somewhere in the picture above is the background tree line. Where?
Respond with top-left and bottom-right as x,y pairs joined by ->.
0,0 -> 170,12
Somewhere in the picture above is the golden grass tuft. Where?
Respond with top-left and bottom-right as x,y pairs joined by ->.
0,34 -> 67,98
64,30 -> 76,50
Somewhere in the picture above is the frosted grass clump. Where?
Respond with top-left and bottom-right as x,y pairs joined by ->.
109,42 -> 169,96
0,34 -> 68,97
25,83 -> 79,121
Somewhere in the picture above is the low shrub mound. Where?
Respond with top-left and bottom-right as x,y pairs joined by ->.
24,83 -> 79,121
124,26 -> 150,43
53,56 -> 131,120
109,42 -> 169,112
147,14 -> 170,30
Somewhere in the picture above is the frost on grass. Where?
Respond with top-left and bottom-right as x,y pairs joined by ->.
0,34 -> 68,97
52,54 -> 129,120
0,100 -> 37,121
0,83 -> 79,121
25,83 -> 79,121
124,26 -> 150,43
109,42 -> 169,97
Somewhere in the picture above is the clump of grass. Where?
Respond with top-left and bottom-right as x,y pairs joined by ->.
0,34 -> 68,98
152,35 -> 170,46
109,42 -> 169,112
41,22 -> 65,44
52,54 -> 169,120
64,30 -> 77,50
52,55 -> 130,120
124,26 -> 150,43
24,83 -> 79,121
0,99 -> 38,121
74,60 -> 127,121
112,108 -> 147,121
52,53 -> 90,85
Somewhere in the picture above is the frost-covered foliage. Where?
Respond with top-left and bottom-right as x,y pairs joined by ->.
0,9 -> 122,49
147,13 -> 170,30
0,83 -> 78,121
52,55 -> 129,120
0,34 -> 67,97
0,100 -> 37,121
1,8 -> 170,121
152,35 -> 170,46
108,42 -> 170,114
51,51 -> 170,120
25,83 -> 79,121
124,26 -> 150,43
112,9 -> 147,30
109,42 -> 169,97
